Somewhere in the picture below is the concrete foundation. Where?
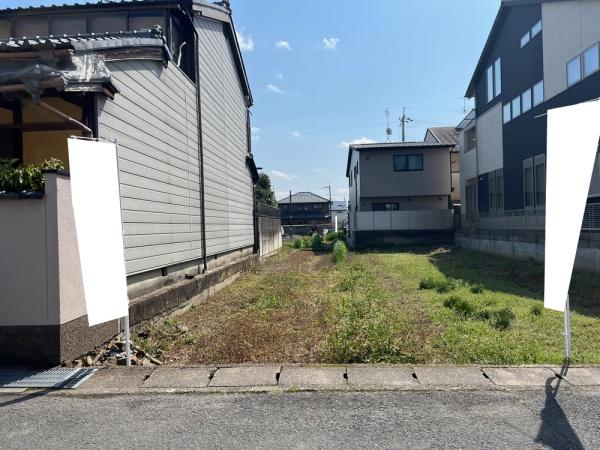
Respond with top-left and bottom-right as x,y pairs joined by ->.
456,228 -> 600,272
353,230 -> 455,249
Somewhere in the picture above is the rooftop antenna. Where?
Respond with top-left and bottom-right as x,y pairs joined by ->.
385,109 -> 393,142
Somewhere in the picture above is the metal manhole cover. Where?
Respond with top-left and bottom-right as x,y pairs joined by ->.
0,367 -> 97,389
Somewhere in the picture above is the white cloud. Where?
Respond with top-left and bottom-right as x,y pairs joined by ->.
275,40 -> 292,50
265,84 -> 284,94
251,127 -> 260,141
322,37 -> 340,50
236,30 -> 255,52
290,131 -> 301,138
338,137 -> 376,149
270,170 -> 298,181
313,168 -> 329,174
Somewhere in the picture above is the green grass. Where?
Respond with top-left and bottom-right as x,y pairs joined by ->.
141,246 -> 600,365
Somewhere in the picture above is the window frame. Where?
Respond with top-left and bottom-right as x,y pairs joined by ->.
494,58 -> 502,97
567,54 -> 582,87
393,154 -> 424,172
511,96 -> 521,119
533,80 -> 544,107
503,103 -> 511,124
531,20 -> 542,38
521,88 -> 532,113
520,31 -> 530,48
583,42 -> 600,78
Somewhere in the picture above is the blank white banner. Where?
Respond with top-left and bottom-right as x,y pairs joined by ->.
68,138 -> 129,326
545,100 -> 600,311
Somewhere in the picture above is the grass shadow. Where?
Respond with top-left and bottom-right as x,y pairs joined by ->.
429,248 -> 600,318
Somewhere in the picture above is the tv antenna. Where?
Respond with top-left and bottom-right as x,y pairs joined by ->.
385,109 -> 393,142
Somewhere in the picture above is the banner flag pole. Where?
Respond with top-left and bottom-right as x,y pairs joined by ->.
564,296 -> 572,360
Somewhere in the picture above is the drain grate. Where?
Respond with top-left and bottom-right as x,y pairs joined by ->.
0,367 -> 97,389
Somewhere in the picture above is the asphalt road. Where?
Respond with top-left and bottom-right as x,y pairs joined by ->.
1,387 -> 599,449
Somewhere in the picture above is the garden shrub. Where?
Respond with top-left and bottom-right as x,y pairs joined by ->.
332,240 -> 348,264
419,276 -> 456,293
443,295 -> 475,317
294,237 -> 303,249
470,283 -> 484,294
530,304 -> 543,316
0,158 -> 65,193
312,233 -> 323,251
491,308 -> 516,330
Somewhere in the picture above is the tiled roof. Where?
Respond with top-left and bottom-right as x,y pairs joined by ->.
349,141 -> 455,150
426,127 -> 459,147
0,28 -> 166,52
331,201 -> 347,211
0,0 -> 170,13
278,192 -> 330,204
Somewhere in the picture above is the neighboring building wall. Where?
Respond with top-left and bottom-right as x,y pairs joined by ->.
359,148 -> 451,198
348,149 -> 360,234
542,0 -> 600,101
97,60 -> 203,276
459,124 -> 478,219
0,19 -> 8,39
451,152 -> 460,203
475,104 -> 503,176
195,16 -> 254,256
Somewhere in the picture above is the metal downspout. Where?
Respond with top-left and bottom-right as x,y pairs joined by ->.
192,27 -> 208,274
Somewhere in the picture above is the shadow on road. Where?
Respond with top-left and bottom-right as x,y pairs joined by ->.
535,364 -> 584,449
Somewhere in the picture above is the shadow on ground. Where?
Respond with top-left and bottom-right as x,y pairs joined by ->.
426,247 -> 600,319
535,364 -> 584,449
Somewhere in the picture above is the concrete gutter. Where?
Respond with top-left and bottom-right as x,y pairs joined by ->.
6,364 -> 600,397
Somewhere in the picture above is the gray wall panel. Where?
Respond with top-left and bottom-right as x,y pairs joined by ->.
98,60 -> 202,275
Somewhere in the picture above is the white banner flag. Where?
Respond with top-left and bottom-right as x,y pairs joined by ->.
68,138 -> 129,326
545,100 -> 600,311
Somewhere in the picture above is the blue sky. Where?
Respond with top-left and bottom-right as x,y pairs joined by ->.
4,0 -> 500,200
232,0 -> 499,200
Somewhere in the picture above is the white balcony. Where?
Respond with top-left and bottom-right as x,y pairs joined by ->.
354,209 -> 455,231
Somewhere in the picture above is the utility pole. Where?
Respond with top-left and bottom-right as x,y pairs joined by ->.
400,107 -> 413,142
327,185 -> 332,228
289,189 -> 293,237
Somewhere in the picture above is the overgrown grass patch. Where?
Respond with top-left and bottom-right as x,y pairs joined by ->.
141,246 -> 600,366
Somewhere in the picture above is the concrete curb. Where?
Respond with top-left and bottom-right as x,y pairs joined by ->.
4,364 -> 600,396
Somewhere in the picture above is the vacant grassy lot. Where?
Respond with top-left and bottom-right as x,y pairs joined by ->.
138,245 -> 600,365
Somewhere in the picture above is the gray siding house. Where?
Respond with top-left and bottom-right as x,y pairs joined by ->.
0,0 -> 265,365
346,141 -> 456,247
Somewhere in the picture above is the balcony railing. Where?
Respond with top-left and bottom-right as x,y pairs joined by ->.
354,209 -> 455,231
468,203 -> 600,231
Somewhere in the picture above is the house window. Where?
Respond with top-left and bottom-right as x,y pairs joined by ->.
465,178 -> 477,220
533,80 -> 544,106
567,55 -> 582,87
503,103 -> 511,124
522,88 -> 532,113
535,157 -> 546,207
511,96 -> 521,119
489,171 -> 497,211
583,43 -> 600,78
487,66 -> 494,102
486,58 -> 502,102
372,203 -> 399,212
488,169 -> 504,212
494,58 -> 502,97
393,154 -> 423,172
520,31 -> 530,48
497,170 -> 504,210
524,163 -> 535,208
531,20 -> 542,38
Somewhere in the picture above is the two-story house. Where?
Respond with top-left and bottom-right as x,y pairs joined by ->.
346,141 -> 455,247
0,0 -> 266,365
458,0 -> 600,270
461,0 -> 600,223
278,192 -> 330,235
